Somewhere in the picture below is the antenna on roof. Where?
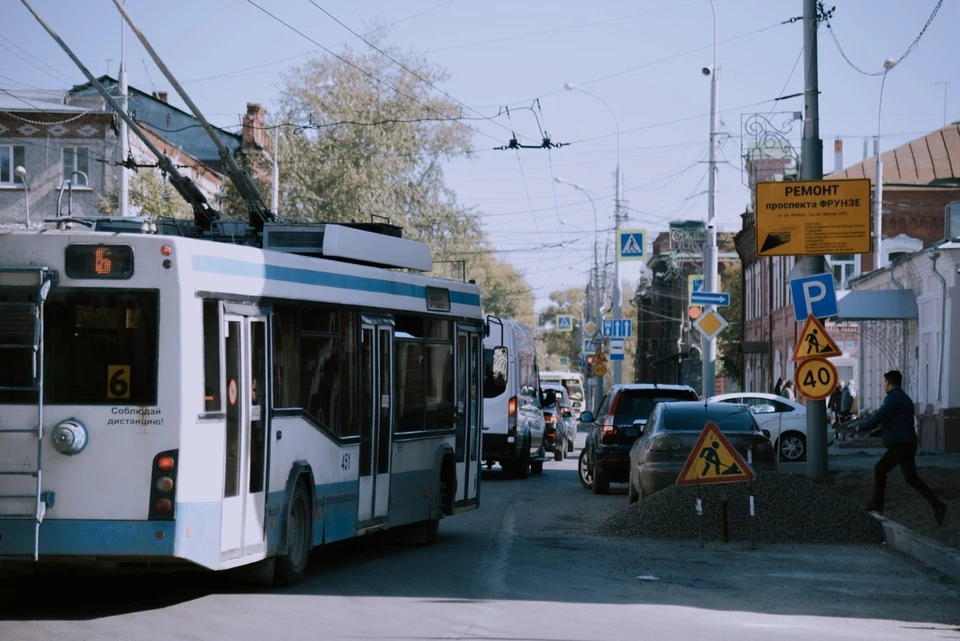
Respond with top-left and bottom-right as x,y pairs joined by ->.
110,0 -> 277,232
19,0 -> 221,231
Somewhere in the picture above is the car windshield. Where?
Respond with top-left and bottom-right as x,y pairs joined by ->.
562,379 -> 583,400
613,389 -> 697,424
662,407 -> 759,432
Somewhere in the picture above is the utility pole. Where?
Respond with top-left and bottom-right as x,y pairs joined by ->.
935,81 -> 950,127
271,125 -> 279,214
118,3 -> 129,217
613,166 -> 623,385
800,0 -> 828,481
702,0 -> 720,400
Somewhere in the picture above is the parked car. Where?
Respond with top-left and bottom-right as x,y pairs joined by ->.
707,392 -> 834,462
541,382 -> 576,460
483,320 -> 547,478
578,383 -> 699,494
627,401 -> 778,502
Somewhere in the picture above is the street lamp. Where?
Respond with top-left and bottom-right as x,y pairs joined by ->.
14,166 -> 30,227
874,58 -> 897,271
556,176 -> 604,408
701,0 -> 720,400
563,82 -> 624,384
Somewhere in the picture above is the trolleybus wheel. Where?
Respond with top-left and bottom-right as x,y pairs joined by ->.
274,480 -> 311,587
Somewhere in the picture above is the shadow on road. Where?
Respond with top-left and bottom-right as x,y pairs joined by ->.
1,460 -> 956,628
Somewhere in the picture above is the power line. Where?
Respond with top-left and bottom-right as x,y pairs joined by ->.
0,37 -> 75,86
823,0 -> 944,77
244,0 -> 507,146
305,0 -> 525,143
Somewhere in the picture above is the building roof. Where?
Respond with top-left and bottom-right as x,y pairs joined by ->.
0,90 -> 91,113
826,122 -> 960,186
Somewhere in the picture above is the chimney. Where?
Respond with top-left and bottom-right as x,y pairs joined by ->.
152,90 -> 168,103
834,138 -> 843,173
242,103 -> 267,151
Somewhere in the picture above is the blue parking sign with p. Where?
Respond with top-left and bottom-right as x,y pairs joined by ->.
789,273 -> 838,321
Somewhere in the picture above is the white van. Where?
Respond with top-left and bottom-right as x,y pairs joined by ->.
482,320 -> 547,479
540,371 -> 585,419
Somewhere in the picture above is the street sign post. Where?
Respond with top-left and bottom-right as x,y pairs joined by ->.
617,229 -> 647,261
755,178 -> 871,256
789,272 -> 838,321
609,338 -> 625,362
693,310 -> 728,341
792,314 -> 842,361
555,315 -> 573,332
691,291 -> 730,307
793,357 -> 839,401
602,319 -> 633,338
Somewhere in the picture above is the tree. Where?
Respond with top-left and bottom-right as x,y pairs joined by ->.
537,288 -> 585,368
717,263 -> 742,386
97,168 -> 192,219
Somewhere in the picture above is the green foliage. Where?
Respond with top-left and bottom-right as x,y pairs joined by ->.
97,169 -> 192,219
718,263 -> 742,385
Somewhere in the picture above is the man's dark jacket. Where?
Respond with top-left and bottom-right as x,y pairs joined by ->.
859,386 -> 917,447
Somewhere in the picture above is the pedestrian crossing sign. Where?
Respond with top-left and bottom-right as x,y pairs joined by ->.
791,314 -> 841,362
617,229 -> 646,261
556,315 -> 573,332
676,421 -> 756,486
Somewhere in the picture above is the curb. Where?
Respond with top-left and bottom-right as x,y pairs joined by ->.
873,513 -> 960,581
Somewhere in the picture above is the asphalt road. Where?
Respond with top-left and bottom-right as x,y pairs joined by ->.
2,454 -> 959,641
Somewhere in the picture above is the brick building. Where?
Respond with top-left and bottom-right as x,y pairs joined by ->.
735,123 -> 960,395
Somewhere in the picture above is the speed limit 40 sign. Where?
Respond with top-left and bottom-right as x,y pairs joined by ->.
794,357 -> 838,401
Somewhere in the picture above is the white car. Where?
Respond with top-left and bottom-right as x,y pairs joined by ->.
707,392 -> 833,462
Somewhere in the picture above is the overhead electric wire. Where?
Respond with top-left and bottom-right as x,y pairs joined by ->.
244,0 -> 512,147
824,0 -> 944,77
0,39 -> 75,86
305,0 -> 528,143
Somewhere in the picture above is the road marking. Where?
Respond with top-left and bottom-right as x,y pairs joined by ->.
486,510 -> 515,597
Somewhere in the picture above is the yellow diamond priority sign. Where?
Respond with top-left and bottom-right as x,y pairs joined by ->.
693,310 -> 727,340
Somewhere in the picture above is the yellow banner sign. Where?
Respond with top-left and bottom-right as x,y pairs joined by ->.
756,178 -> 871,256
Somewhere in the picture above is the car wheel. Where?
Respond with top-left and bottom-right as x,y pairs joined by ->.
578,449 -> 593,490
778,432 -> 807,461
591,459 -> 610,495
627,470 -> 639,504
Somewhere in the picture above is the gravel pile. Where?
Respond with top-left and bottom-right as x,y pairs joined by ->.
596,472 -> 885,544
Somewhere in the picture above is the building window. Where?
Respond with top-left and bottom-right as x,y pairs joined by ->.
745,267 -> 753,321
827,254 -> 856,290
0,145 -> 26,184
62,147 -> 90,186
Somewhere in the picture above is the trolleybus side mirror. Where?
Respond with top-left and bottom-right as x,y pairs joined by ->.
492,346 -> 508,385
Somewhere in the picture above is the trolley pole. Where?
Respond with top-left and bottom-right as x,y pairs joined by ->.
800,0 -> 828,481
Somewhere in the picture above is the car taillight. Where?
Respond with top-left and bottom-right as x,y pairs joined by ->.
149,449 -> 178,520
602,393 -> 620,436
507,396 -> 518,434
649,435 -> 684,452
544,414 -> 558,424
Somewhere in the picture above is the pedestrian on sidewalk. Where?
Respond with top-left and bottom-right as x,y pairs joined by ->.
858,370 -> 948,526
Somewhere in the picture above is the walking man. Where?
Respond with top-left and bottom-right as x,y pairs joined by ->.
859,370 -> 948,526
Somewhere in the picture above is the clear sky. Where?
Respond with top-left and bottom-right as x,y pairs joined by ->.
3,0 -> 957,312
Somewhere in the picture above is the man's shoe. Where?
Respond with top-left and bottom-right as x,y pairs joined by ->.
935,504 -> 948,527
864,502 -> 883,515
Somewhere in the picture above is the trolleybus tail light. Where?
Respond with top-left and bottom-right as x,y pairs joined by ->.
149,449 -> 178,520
160,244 -> 172,256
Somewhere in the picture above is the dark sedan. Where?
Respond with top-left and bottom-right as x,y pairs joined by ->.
627,401 -> 777,502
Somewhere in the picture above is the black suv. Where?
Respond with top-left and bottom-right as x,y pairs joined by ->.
578,383 -> 699,494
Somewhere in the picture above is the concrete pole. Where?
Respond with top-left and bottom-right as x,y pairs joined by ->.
800,0 -> 827,481
272,125 -> 279,214
873,62 -> 895,270
118,3 -> 129,217
702,0 -> 720,400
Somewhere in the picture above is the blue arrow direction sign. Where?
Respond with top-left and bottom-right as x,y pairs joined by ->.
690,291 -> 731,307
602,319 -> 633,338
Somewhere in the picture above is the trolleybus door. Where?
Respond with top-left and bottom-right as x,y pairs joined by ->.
359,324 -> 394,524
220,312 -> 269,562
456,329 -> 482,503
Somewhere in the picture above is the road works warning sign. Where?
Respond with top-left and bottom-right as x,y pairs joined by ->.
676,421 -> 756,487
756,178 -> 871,256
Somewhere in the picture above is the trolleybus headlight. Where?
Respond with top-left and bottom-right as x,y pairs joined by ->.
154,498 -> 172,515
51,419 -> 88,456
155,476 -> 175,493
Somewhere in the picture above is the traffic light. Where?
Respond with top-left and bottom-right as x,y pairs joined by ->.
688,305 -> 702,320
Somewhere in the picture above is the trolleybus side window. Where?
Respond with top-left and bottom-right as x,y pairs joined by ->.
394,316 -> 454,433
0,288 -> 158,405
202,300 -> 222,413
272,306 -> 360,439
